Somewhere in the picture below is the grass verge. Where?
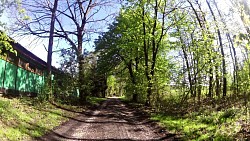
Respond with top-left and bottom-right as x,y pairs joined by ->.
151,106 -> 249,140
86,96 -> 106,106
0,96 -> 84,141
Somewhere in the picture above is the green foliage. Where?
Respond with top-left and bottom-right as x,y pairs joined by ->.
36,75 -> 56,103
0,32 -> 16,55
106,75 -> 117,96
53,73 -> 79,104
95,1 -> 178,103
95,1 -> 250,139
57,48 -> 107,103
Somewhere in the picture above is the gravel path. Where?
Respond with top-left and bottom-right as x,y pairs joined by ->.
39,98 -> 176,141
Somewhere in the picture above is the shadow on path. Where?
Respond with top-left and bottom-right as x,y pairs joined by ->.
38,98 -> 178,141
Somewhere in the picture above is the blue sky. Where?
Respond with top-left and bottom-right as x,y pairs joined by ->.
0,1 -> 120,68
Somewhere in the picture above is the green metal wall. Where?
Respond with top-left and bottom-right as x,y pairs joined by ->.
4,61 -> 17,90
0,59 -> 5,88
0,58 -> 45,95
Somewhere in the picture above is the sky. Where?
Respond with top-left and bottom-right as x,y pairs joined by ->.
0,0 -> 248,70
0,0 -> 120,68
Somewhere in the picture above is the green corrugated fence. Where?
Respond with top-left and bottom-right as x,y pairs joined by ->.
0,59 -> 5,88
0,58 -> 45,96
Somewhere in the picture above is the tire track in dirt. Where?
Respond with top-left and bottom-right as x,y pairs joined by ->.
38,98 -> 177,141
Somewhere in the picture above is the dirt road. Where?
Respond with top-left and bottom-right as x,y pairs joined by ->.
39,98 -> 176,141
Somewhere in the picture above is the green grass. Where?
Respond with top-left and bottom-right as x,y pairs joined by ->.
0,96 -> 80,141
0,96 -> 107,141
151,107 -> 249,140
118,95 -> 129,102
150,90 -> 249,140
86,96 -> 106,105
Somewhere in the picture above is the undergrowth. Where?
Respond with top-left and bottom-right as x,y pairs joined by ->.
151,95 -> 250,140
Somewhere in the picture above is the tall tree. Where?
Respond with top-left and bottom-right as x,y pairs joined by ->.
46,0 -> 58,100
10,0 -> 118,103
206,0 -> 227,97
95,12 -> 143,102
47,0 -> 58,75
139,0 -> 177,106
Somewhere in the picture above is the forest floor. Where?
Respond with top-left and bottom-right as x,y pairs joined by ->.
38,98 -> 177,141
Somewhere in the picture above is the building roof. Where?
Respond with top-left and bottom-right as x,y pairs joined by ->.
12,42 -> 47,68
10,41 -> 58,72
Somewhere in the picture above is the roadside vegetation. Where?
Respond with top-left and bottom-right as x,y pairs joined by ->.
121,94 -> 249,140
86,96 -> 106,106
151,95 -> 249,140
0,96 -> 105,141
93,0 -> 250,140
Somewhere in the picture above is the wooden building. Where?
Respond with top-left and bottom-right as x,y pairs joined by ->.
0,41 -> 55,96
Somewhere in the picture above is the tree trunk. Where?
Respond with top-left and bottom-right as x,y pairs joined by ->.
47,0 -> 58,100
128,59 -> 138,102
177,25 -> 194,98
142,0 -> 168,106
78,56 -> 87,104
197,73 -> 202,102
215,65 -> 220,98
183,46 -> 193,98
77,30 -> 86,104
146,80 -> 152,106
227,33 -> 238,94
141,5 -> 150,106
193,65 -> 197,100
47,0 -> 58,74
208,66 -> 213,98
219,30 -> 227,97
206,0 -> 227,97
213,0 -> 238,94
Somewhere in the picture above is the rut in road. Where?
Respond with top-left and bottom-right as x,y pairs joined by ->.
39,98 -> 176,141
